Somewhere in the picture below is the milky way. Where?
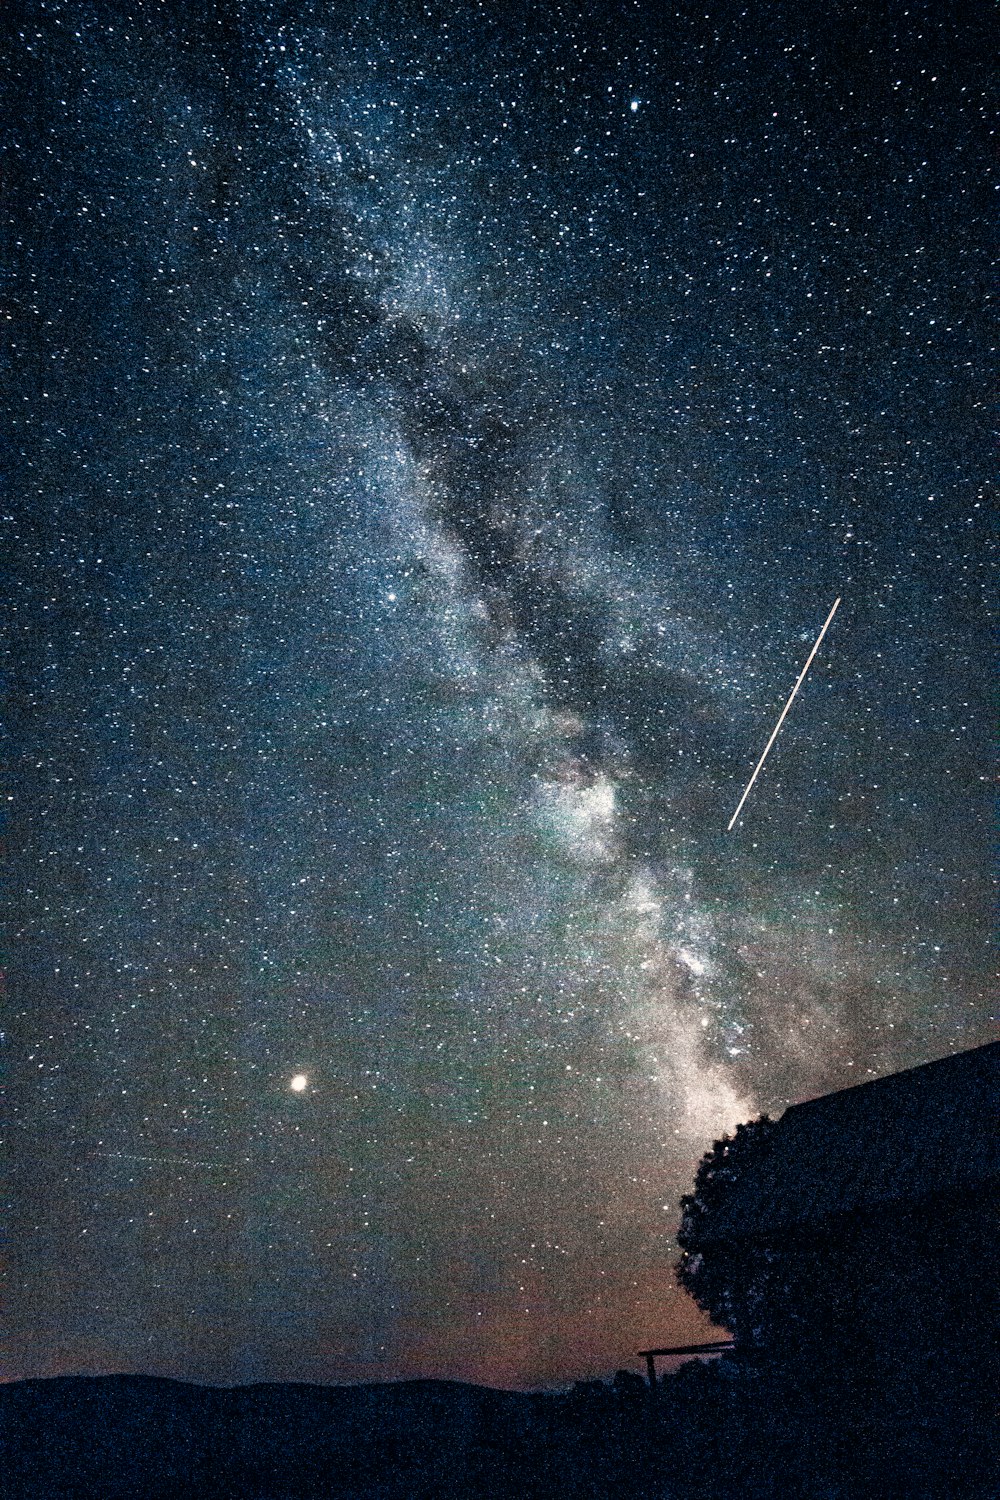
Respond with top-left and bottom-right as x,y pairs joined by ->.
6,0 -> 994,1388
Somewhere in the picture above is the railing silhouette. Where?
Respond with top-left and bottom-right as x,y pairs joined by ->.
637,1341 -> 734,1387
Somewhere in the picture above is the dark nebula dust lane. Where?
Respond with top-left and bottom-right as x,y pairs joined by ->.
5,0 -> 994,1388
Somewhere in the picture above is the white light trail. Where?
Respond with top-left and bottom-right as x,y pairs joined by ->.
93,1151 -> 232,1170
727,597 -> 841,833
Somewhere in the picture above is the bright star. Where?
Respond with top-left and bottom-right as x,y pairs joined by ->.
289,1074 -> 309,1093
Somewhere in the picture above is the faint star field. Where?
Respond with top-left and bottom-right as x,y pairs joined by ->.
5,0 -> 995,1390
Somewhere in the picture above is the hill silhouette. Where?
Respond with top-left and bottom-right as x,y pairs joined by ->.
0,1370 -> 660,1499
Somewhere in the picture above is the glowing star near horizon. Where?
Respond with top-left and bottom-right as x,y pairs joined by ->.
727,597 -> 841,833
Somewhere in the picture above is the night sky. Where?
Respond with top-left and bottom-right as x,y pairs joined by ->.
6,0 -> 995,1390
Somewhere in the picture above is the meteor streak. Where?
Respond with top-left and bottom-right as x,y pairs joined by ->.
727,597 -> 841,832
92,1150 -> 233,1169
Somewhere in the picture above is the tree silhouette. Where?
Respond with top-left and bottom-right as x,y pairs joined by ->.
675,1115 -> 776,1345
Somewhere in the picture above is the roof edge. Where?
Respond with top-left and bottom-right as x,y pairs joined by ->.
781,1039 -> 1000,1121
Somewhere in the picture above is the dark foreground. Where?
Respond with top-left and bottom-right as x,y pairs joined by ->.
3,1360 -> 997,1500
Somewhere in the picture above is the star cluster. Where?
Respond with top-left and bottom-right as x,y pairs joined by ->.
5,0 -> 994,1389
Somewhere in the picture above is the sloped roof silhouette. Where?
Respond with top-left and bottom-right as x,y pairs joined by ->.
699,1040 -> 999,1245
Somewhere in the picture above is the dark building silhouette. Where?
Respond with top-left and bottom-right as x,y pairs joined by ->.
695,1040 -> 999,1254
677,1040 -> 999,1497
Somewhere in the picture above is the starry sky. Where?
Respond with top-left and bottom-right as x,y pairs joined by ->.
5,0 -> 995,1390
